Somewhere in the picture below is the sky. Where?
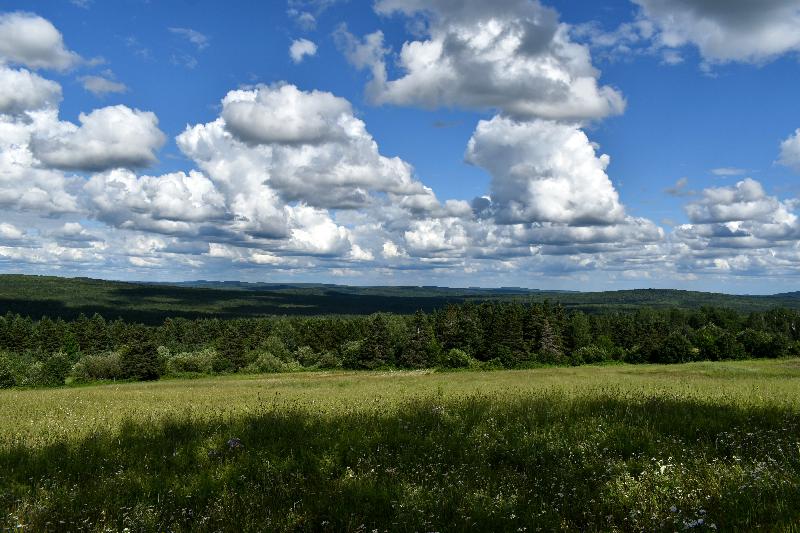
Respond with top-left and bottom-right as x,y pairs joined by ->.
0,0 -> 799,293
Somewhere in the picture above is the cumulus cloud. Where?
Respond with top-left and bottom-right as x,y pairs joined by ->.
206,83 -> 434,210
337,0 -> 624,121
0,98 -> 80,214
289,38 -> 317,63
0,12 -> 81,70
83,169 -> 229,235
31,105 -> 166,171
779,129 -> 800,173
466,115 -> 626,225
221,84 -> 352,145
669,178 -> 800,278
0,66 -> 61,115
684,178 -> 787,224
632,0 -> 800,64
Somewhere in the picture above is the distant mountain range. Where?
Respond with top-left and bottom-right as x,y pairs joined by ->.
0,274 -> 797,324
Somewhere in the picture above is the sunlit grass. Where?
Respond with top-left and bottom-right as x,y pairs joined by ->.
2,359 -> 800,530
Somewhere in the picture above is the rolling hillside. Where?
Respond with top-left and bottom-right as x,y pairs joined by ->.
0,274 -> 797,323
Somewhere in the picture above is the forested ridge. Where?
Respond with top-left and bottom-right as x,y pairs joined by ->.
0,301 -> 797,388
1,274 -> 799,323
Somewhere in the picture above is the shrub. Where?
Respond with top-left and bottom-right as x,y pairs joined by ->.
295,346 -> 318,367
653,332 -> 694,364
243,353 -> 301,374
72,352 -> 123,382
572,345 -> 610,365
316,351 -> 342,369
166,349 -> 216,375
22,362 -> 46,387
0,355 -> 17,388
41,353 -> 71,386
438,348 -> 474,369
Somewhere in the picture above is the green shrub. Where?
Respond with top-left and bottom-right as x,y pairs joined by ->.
0,355 -> 17,388
41,353 -> 71,386
243,352 -> 301,374
438,348 -> 474,369
295,346 -> 318,367
22,362 -> 46,387
166,349 -> 216,375
316,351 -> 342,369
72,352 -> 123,382
572,345 -> 610,365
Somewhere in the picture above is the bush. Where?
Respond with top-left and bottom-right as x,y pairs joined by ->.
653,332 -> 694,364
0,355 -> 17,388
22,362 -> 46,387
438,348 -> 474,369
121,339 -> 164,381
295,346 -> 318,367
243,353 -> 301,374
72,352 -> 123,382
41,353 -> 71,386
571,345 -> 610,366
166,349 -> 216,375
316,351 -> 342,369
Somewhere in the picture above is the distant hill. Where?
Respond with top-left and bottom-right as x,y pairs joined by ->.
0,274 -> 797,324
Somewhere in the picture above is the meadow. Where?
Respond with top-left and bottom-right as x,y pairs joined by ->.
2,359 -> 800,531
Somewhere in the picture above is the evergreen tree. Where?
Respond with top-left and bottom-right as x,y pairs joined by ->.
399,310 -> 440,368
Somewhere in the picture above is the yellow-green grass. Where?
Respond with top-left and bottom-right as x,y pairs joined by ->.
2,360 -> 800,531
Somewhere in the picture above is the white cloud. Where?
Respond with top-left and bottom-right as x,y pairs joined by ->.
0,66 -> 61,115
669,178 -> 800,277
465,115 -> 626,225
685,178 -> 787,224
0,222 -> 25,242
205,84 -> 434,211
779,129 -> 800,173
80,73 -> 127,97
168,27 -> 209,50
289,38 -> 317,63
632,0 -> 800,64
221,83 -> 352,145
0,12 -> 81,70
83,169 -> 228,235
339,0 -> 625,121
711,167 -> 746,177
31,105 -> 166,171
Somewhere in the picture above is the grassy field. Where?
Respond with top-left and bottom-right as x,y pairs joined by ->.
2,360 -> 800,530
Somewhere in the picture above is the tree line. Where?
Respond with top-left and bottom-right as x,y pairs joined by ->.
0,302 -> 798,387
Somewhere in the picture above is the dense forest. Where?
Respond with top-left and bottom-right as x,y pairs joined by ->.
0,301 -> 797,388
1,275 -> 799,323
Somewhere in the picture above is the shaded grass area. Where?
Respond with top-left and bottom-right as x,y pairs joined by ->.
2,361 -> 800,531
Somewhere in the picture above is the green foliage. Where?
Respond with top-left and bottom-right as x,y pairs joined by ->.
165,349 -> 215,375
654,332 -> 694,364
41,353 -> 71,386
438,348 -> 474,369
0,354 -> 16,388
72,352 -> 124,382
244,353 -> 301,374
570,344 -> 610,365
398,311 -> 440,368
120,338 -> 164,381
2,297 -> 800,385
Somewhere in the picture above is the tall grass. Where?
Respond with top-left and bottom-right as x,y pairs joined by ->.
2,360 -> 800,531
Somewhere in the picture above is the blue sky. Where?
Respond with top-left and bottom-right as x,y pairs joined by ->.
1,0 -> 799,293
